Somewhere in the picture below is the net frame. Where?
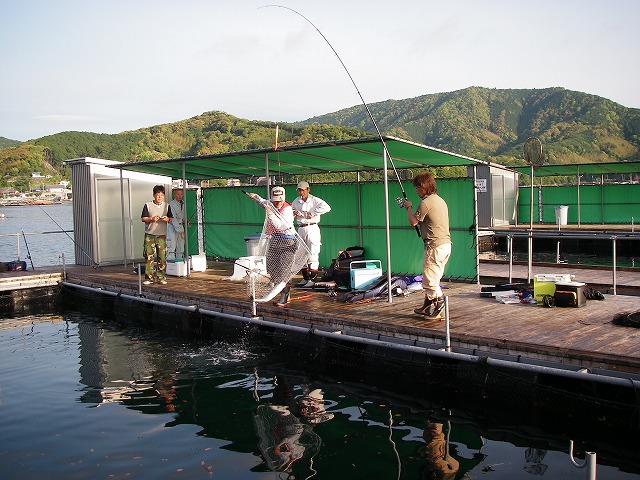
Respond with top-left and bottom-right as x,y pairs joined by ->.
246,196 -> 311,304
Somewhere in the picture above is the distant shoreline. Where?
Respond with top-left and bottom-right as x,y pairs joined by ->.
0,199 -> 72,207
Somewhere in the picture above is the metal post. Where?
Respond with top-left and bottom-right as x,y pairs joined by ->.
612,236 -> 617,296
527,231 -> 533,284
444,296 -> 451,352
473,166 -> 480,285
119,169 -> 128,268
62,253 -> 66,281
586,452 -> 597,480
137,263 -> 142,295
508,235 -> 513,283
182,162 -> 190,276
382,148 -> 393,303
556,240 -> 561,263
577,167 -> 581,227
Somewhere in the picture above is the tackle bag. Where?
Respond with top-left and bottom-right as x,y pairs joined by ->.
342,275 -> 407,303
7,260 -> 27,271
321,246 -> 365,288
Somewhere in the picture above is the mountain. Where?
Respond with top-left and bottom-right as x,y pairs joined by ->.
0,136 -> 21,150
1,87 -> 639,188
298,86 -> 640,167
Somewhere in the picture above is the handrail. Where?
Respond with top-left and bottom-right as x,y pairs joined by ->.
482,229 -> 639,295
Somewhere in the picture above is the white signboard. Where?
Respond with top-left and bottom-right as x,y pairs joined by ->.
475,178 -> 487,193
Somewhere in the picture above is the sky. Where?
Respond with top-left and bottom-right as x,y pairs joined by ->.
1,0 -> 639,142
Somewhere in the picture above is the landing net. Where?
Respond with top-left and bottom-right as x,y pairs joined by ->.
246,205 -> 310,303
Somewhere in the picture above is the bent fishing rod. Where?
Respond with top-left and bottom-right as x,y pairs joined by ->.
261,4 -> 421,238
37,205 -> 99,268
21,231 -> 35,270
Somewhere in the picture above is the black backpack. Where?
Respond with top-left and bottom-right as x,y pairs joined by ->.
321,246 -> 365,287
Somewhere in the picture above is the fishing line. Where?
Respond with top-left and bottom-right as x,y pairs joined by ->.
37,205 -> 99,268
260,4 -> 421,237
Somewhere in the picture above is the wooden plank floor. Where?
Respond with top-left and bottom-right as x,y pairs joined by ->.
55,260 -> 640,376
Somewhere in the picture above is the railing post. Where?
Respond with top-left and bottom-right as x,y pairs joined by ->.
444,296 -> 451,352
508,235 -> 513,284
612,236 -> 617,296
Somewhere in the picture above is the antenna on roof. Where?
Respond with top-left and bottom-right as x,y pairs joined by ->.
524,137 -> 544,167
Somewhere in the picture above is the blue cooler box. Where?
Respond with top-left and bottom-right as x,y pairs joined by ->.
350,260 -> 382,290
166,258 -> 187,277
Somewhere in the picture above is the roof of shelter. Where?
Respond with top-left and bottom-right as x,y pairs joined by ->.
513,161 -> 640,177
112,135 -> 485,180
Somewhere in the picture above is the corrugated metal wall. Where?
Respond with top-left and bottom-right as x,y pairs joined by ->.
200,179 -> 477,280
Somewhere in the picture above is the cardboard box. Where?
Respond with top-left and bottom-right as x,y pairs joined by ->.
190,254 -> 207,272
533,273 -> 573,302
166,258 -> 187,277
350,260 -> 382,290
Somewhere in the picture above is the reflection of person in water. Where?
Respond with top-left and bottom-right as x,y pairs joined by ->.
524,447 -> 548,475
418,421 -> 460,480
253,377 -> 333,475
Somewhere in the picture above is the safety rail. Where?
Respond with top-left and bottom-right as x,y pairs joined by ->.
486,230 -> 640,295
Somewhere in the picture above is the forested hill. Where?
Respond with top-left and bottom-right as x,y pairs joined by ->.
0,136 -> 21,150
298,86 -> 640,166
1,86 -> 639,188
0,113 -> 365,185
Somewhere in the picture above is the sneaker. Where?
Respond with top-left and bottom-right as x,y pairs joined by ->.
143,280 -> 153,285
158,279 -> 167,285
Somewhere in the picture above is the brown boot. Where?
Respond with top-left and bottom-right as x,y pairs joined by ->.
274,285 -> 291,307
414,297 -> 433,316
429,296 -> 445,318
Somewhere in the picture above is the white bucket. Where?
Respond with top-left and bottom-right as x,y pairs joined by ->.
555,205 -> 568,226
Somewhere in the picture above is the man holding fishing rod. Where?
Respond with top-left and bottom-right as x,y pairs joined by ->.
141,185 -> 173,285
403,172 -> 451,319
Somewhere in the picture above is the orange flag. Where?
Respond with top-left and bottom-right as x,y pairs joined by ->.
273,125 -> 279,151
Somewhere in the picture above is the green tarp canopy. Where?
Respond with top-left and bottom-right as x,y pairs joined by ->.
115,135 -> 481,178
513,161 -> 640,177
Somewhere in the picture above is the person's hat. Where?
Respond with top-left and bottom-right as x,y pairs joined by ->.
296,181 -> 310,190
270,186 -> 285,202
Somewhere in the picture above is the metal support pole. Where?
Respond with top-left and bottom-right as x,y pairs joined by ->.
137,263 -> 142,295
612,236 -> 617,296
62,253 -> 66,281
508,235 -> 513,283
382,148 -> 393,303
527,231 -> 533,284
473,166 -> 480,285
556,240 -> 561,264
182,162 -> 190,276
444,296 -> 451,352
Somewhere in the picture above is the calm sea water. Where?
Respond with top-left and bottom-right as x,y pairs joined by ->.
1,206 -> 639,478
0,204 -> 75,267
0,312 -> 639,480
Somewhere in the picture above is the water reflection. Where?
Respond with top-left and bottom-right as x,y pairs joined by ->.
254,377 -> 333,476
3,313 -> 637,479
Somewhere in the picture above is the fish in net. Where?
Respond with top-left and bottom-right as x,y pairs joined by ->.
246,190 -> 310,303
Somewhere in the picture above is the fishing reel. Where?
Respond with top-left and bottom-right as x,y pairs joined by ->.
395,197 -> 405,208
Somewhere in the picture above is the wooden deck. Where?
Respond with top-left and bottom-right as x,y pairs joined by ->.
43,260 -> 640,377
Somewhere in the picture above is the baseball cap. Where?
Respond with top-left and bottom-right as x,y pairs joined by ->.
270,186 -> 285,202
296,181 -> 310,190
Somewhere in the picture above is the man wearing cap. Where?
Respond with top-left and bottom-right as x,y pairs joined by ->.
247,186 -> 296,307
291,181 -> 331,287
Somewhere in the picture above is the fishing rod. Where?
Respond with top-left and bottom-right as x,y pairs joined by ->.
261,5 -> 421,238
37,205 -> 99,268
21,230 -> 35,270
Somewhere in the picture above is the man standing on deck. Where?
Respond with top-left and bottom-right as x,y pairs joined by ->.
291,181 -> 331,287
167,187 -> 187,259
141,185 -> 172,285
402,172 -> 451,319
